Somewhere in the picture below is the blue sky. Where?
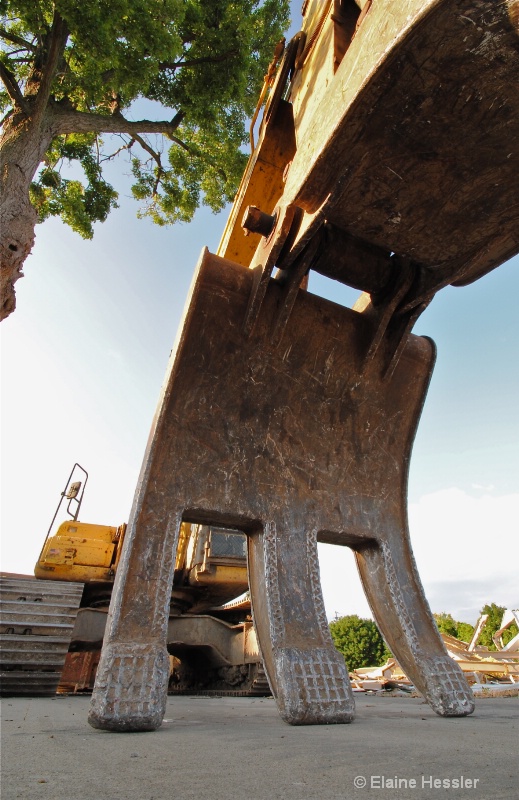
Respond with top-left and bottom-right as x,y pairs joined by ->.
1,4 -> 518,625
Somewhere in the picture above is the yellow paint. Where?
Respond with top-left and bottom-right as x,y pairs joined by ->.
290,0 -> 336,146
34,520 -> 124,582
192,563 -> 248,589
216,0 -> 339,268
34,517 -> 248,613
34,519 -> 198,584
175,522 -> 196,571
217,102 -> 296,268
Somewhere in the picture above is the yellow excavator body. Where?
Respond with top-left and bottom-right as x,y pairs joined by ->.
34,518 -> 248,611
34,520 -> 126,583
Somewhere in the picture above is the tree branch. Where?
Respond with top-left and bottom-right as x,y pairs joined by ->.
0,108 -> 14,128
50,105 -> 220,186
100,137 -> 136,162
170,110 -> 185,128
133,133 -> 162,166
100,68 -> 116,85
33,11 -> 69,120
0,27 -> 37,52
132,133 -> 165,195
51,106 -> 185,137
167,135 -> 191,153
159,50 -> 238,71
0,61 -> 29,114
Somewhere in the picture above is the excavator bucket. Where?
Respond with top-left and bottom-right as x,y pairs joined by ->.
88,249 -> 473,731
89,0 -> 518,731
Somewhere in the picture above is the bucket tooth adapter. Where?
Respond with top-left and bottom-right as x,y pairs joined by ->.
89,0 -> 519,731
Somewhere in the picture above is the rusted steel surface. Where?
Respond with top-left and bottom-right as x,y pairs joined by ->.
59,651 -> 100,693
89,251 -> 474,732
242,206 -> 277,238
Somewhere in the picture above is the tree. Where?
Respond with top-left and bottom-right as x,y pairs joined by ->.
434,612 -> 458,638
329,614 -> 392,671
434,612 -> 475,643
456,621 -> 475,645
0,0 -> 290,319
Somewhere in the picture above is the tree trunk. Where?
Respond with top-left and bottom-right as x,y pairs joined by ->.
0,103 -> 186,321
1,110 -> 55,321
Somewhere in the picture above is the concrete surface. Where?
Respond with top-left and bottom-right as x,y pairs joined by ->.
1,694 -> 517,800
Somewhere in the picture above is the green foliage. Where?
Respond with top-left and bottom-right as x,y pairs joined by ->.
329,615 -> 392,671
434,613 -> 463,638
29,134 -> 118,238
434,613 -> 456,637
456,622 -> 476,644
434,613 -> 475,644
2,0 -> 290,232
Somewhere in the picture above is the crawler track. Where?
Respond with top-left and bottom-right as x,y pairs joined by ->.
0,575 -> 83,696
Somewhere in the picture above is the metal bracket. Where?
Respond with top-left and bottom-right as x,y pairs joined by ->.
243,203 -> 303,337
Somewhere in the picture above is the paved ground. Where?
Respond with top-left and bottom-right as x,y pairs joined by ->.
1,693 -> 517,800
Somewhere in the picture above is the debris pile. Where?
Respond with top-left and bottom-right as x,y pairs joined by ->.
349,610 -> 519,698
